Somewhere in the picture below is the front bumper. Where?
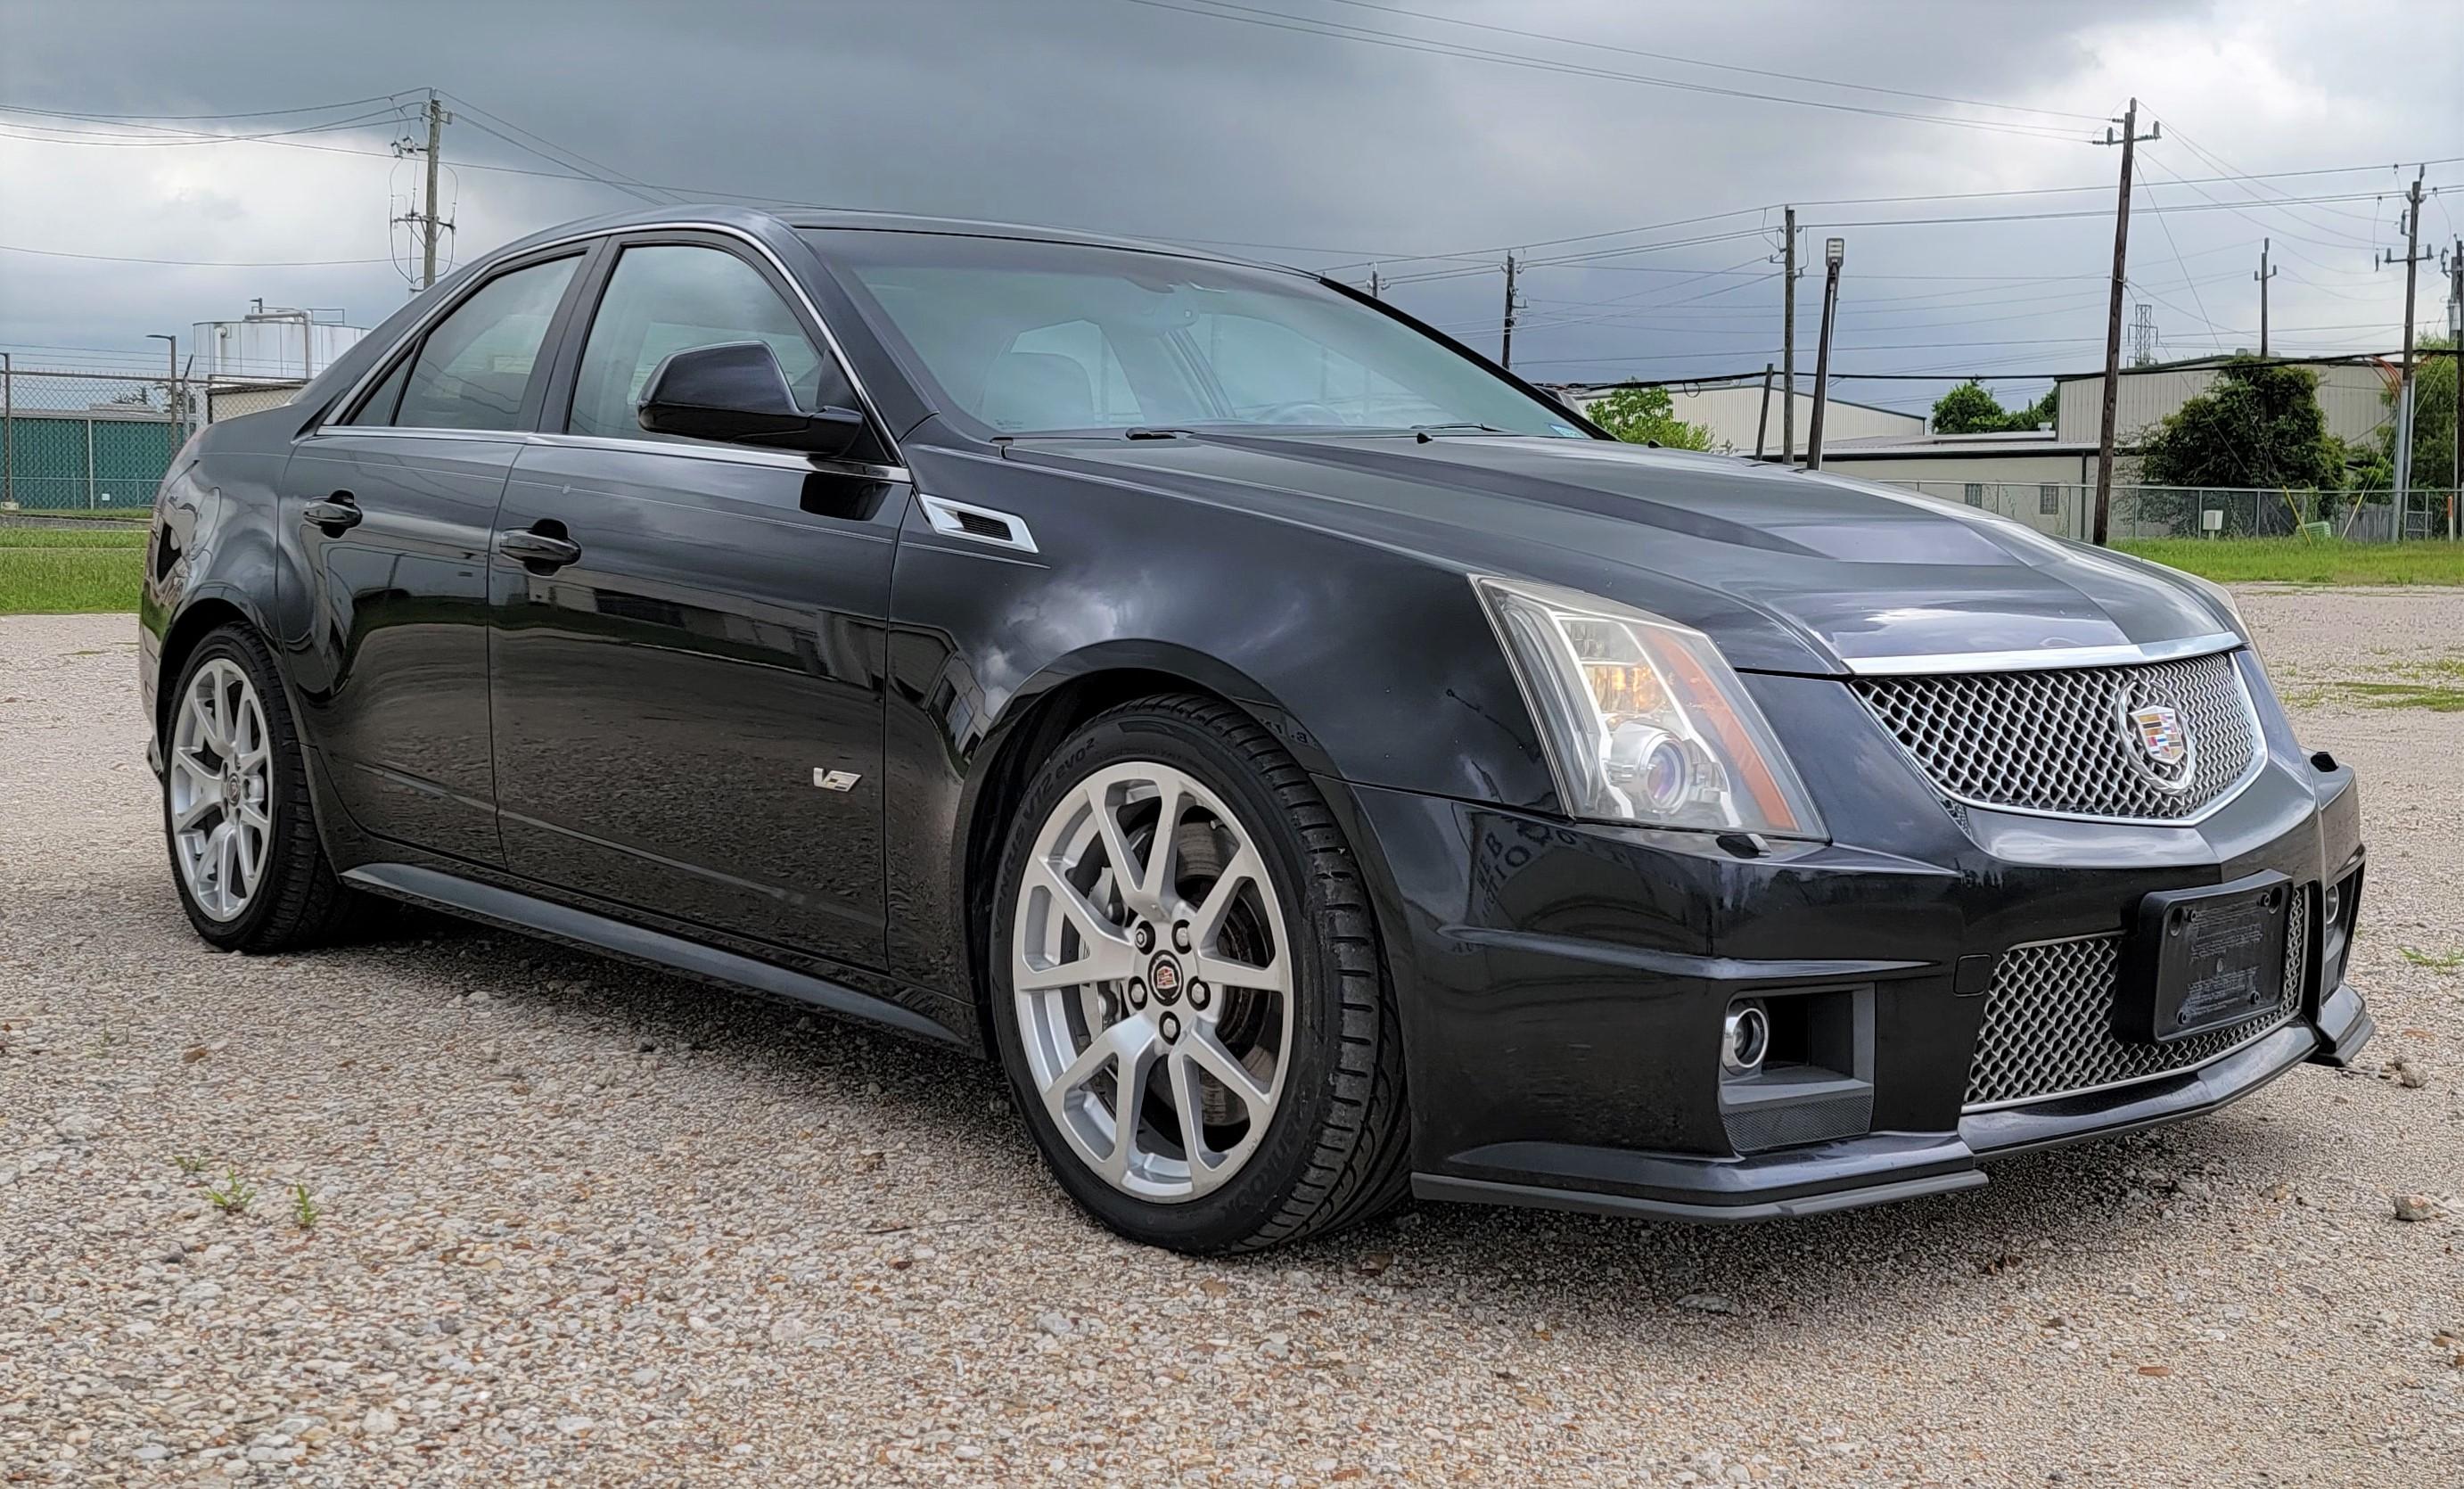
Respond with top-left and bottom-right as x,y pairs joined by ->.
1335,662 -> 2370,1222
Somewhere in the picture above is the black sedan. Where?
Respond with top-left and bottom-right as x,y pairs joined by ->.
140,207 -> 2373,1252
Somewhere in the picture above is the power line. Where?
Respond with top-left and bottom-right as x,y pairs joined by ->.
1314,0 -> 2106,123
0,93 -> 411,123
0,243 -> 393,267
1108,0 -> 2090,141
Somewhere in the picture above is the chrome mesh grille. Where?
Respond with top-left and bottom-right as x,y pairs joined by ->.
1852,652 -> 2258,822
1964,888 -> 2310,1109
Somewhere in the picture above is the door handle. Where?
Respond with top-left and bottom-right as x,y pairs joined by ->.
498,525 -> 582,571
302,492 -> 362,534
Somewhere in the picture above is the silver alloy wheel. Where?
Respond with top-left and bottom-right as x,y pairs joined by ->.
1013,761 -> 1294,1202
168,657 -> 273,923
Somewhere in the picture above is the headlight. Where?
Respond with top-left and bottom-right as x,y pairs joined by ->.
1474,576 -> 1825,838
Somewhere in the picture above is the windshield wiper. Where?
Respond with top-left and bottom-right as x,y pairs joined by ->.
1122,426 -> 1197,440
1410,423 -> 1507,441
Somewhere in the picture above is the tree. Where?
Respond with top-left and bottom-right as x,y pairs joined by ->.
1586,385 -> 1717,450
1929,379 -> 2057,434
2135,358 -> 2343,492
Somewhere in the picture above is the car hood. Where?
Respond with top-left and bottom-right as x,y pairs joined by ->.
999,432 -> 2234,675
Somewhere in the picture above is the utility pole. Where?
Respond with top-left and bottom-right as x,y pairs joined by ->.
393,91 -> 454,291
2254,238 -> 2276,358
1754,361 -> 1775,460
2449,239 -> 2460,540
1804,238 -> 1844,471
2090,98 -> 2157,547
2382,170 -> 2428,540
1780,206 -> 1797,464
1367,267 -> 1382,301
1499,253 -> 1518,369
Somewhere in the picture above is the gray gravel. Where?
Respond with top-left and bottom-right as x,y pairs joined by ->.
4,595 -> 2460,1486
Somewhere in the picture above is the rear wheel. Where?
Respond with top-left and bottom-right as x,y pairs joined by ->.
163,626 -> 365,950
990,695 -> 1409,1253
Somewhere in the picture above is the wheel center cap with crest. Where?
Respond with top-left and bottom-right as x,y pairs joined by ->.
1146,953 -> 1183,1005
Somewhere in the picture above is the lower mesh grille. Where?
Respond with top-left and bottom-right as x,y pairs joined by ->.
1964,888 -> 2310,1110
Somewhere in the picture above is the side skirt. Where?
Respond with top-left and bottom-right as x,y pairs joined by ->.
342,862 -> 968,1049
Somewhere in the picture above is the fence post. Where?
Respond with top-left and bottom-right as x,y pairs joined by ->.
2,350 -> 11,508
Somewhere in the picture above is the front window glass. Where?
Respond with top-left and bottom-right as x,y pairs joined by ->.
393,256 -> 579,431
811,230 -> 1592,439
569,244 -> 839,441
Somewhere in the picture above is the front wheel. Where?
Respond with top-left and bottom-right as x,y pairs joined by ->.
989,695 -> 1409,1253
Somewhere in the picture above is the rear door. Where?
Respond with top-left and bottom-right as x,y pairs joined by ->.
281,249 -> 591,863
487,233 -> 905,969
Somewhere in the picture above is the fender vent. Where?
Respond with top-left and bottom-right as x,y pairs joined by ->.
917,493 -> 1038,553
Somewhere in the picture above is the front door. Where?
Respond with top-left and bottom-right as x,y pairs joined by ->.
487,236 -> 903,969
282,251 -> 587,864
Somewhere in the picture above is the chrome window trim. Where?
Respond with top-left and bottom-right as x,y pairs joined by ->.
522,432 -> 908,484
1839,631 -> 2241,678
312,221 -> 904,468
1858,655 -> 2270,830
1959,924 -> 2306,1115
303,426 -> 908,483
917,492 -> 1039,553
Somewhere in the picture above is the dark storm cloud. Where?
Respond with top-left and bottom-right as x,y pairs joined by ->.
1,0 -> 2452,412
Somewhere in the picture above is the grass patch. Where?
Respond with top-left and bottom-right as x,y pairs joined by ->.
2,525 -> 149,548
2400,947 -> 2464,971
0,546 -> 145,613
2115,538 -> 2464,586
2339,681 -> 2464,712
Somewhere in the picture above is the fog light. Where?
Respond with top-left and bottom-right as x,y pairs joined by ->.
1721,1000 -> 1770,1075
2321,883 -> 2340,926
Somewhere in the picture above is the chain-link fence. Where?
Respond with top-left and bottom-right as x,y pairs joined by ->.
1885,480 -> 2460,543
0,366 -> 204,514
0,366 -> 313,517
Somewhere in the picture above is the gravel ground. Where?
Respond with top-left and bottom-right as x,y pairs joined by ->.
3,594 -> 2460,1487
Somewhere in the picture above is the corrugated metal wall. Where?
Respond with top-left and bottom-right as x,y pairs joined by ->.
2054,362 -> 2394,447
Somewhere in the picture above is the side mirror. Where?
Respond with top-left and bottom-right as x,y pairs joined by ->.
636,341 -> 868,458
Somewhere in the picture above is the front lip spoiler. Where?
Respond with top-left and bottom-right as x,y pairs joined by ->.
1415,991 -> 2360,1224
1414,1166 -> 1987,1223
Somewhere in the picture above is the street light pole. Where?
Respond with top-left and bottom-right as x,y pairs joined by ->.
147,333 -> 178,430
1804,237 -> 1844,472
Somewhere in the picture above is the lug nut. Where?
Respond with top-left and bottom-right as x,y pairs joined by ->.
1159,1012 -> 1180,1042
1128,979 -> 1148,1009
1172,922 -> 1191,952
1187,981 -> 1210,1010
1134,923 -> 1154,952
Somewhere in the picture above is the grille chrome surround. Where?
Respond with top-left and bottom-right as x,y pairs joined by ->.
1963,888 -> 2311,1111
1851,650 -> 2263,825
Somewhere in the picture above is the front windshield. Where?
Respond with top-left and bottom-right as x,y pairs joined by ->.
809,230 -> 1594,440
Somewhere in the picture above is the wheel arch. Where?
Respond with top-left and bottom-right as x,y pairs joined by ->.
152,590 -> 267,748
954,645 -> 1343,1052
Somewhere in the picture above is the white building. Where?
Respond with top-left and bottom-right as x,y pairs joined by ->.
1554,379 -> 1923,455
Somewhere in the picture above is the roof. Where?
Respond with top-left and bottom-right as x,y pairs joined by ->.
2047,350 -> 2377,383
484,203 -> 1285,275
1555,382 -> 1919,423
1819,431 -> 2098,458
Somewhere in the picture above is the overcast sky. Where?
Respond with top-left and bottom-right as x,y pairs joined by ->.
2,0 -> 2457,417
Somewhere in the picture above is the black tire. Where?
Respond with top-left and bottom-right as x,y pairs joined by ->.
989,695 -> 1411,1253
161,625 -> 367,950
